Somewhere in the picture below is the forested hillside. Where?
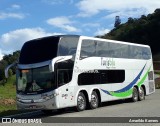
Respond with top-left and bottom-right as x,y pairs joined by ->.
98,9 -> 160,61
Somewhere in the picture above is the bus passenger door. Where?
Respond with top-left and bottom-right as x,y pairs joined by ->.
57,69 -> 74,108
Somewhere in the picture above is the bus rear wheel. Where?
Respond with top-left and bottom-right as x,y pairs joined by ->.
89,91 -> 99,109
76,92 -> 86,111
139,86 -> 145,101
132,87 -> 138,102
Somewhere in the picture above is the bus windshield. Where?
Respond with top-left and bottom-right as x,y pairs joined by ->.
17,66 -> 55,94
19,36 -> 79,64
19,37 -> 60,64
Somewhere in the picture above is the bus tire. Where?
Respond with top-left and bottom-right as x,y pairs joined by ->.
42,110 -> 53,114
89,91 -> 99,109
132,87 -> 138,102
76,92 -> 86,111
139,86 -> 145,101
57,108 -> 66,113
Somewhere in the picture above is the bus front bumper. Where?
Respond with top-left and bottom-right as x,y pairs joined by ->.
17,98 -> 58,110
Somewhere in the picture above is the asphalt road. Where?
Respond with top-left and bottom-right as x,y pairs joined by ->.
49,90 -> 160,118
1,89 -> 160,126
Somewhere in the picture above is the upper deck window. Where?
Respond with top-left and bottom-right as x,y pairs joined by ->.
80,39 -> 151,60
57,36 -> 79,56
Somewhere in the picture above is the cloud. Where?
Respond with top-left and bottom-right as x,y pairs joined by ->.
105,8 -> 148,19
0,49 -> 3,60
46,16 -> 80,32
0,27 -> 62,59
0,4 -> 24,20
76,0 -> 160,17
94,28 -> 110,36
0,12 -> 25,19
11,4 -> 21,9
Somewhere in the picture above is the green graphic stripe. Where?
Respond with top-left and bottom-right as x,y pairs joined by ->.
109,89 -> 132,97
109,65 -> 152,98
137,65 -> 151,87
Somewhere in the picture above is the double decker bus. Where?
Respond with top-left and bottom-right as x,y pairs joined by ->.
5,35 -> 155,112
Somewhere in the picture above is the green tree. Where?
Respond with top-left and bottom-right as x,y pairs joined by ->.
100,9 -> 160,60
0,50 -> 20,81
8,69 -> 13,77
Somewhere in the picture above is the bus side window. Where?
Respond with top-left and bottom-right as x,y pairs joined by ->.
101,72 -> 108,84
57,70 -> 71,87
80,40 -> 96,59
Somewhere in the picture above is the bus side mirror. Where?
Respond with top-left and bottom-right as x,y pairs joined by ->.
5,62 -> 17,78
49,56 -> 73,72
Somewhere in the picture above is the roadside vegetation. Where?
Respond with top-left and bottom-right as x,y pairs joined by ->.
0,75 -> 34,117
155,70 -> 160,89
155,78 -> 160,89
0,75 -> 16,113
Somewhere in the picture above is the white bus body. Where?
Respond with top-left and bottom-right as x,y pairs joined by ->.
6,35 -> 155,111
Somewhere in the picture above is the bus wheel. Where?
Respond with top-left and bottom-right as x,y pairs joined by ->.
76,92 -> 86,111
139,86 -> 145,101
90,91 -> 99,109
132,87 -> 138,102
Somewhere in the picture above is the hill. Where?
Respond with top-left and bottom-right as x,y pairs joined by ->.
98,9 -> 160,60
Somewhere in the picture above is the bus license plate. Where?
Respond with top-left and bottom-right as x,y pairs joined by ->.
29,105 -> 37,109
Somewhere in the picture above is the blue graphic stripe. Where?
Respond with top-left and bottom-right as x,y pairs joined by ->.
114,63 -> 146,93
101,89 -> 111,95
101,63 -> 146,95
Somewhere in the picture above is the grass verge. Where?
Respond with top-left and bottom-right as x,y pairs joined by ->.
0,75 -> 36,117
0,75 -> 17,115
155,78 -> 160,89
0,75 -> 16,99
155,70 -> 160,75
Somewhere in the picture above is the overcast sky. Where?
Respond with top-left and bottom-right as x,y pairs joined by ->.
0,0 -> 160,60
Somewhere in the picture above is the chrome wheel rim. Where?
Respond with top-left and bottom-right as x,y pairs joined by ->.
77,95 -> 85,110
133,89 -> 138,101
91,94 -> 98,107
139,87 -> 144,100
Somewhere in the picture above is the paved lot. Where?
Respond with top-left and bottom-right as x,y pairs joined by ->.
1,90 -> 160,126
47,91 -> 160,118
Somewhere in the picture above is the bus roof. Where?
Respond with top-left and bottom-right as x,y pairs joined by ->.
27,35 -> 150,48
80,36 -> 150,48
